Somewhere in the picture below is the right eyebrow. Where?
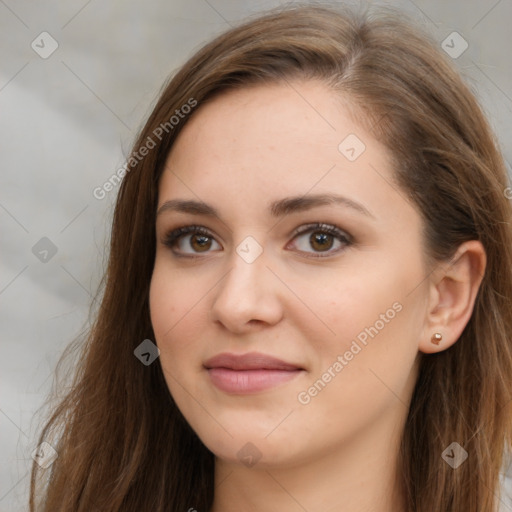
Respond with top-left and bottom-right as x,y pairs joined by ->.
156,193 -> 375,220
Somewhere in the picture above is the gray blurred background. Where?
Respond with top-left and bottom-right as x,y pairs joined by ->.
1,1 -> 511,510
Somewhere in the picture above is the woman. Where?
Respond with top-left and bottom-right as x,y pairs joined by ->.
30,3 -> 512,511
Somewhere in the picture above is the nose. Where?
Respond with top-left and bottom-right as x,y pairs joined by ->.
210,243 -> 284,333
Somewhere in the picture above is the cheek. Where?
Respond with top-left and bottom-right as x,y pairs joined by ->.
149,265 -> 193,362
149,261 -> 212,377
294,295 -> 420,446
297,268 -> 402,351
149,262 -> 198,338
303,256 -> 424,383
149,267 -> 197,401
149,271 -> 173,339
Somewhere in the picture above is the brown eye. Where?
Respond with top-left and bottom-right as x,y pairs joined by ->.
162,226 -> 221,256
289,223 -> 352,257
309,232 -> 334,252
163,222 -> 352,259
190,234 -> 213,252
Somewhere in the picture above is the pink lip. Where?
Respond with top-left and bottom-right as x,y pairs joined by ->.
204,352 -> 304,394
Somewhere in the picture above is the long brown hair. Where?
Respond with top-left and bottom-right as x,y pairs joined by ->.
30,3 -> 512,511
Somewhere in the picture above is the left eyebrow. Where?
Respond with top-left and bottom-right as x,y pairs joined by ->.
156,193 -> 375,219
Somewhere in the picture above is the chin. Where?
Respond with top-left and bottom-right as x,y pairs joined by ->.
192,426 -> 309,469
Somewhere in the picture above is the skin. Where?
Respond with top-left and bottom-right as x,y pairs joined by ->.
149,80 -> 486,512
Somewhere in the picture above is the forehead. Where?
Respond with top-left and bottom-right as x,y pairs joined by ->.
158,81 -> 412,226
172,80 -> 358,155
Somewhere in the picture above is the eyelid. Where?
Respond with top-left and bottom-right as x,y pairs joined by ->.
285,222 -> 352,258
161,222 -> 352,258
161,225 -> 220,257
289,222 -> 352,242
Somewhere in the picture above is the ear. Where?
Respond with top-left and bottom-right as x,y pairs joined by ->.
419,240 -> 486,354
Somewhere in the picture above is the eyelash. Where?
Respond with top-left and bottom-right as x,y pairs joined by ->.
161,222 -> 353,259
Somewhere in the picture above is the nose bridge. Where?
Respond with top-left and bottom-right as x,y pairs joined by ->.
221,240 -> 268,301
211,235 -> 282,328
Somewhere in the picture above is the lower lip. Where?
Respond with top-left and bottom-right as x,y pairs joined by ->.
207,368 -> 303,394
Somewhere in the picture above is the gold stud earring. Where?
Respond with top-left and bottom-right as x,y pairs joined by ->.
431,333 -> 443,345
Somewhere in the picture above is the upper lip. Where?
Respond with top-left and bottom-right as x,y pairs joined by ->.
204,352 -> 303,371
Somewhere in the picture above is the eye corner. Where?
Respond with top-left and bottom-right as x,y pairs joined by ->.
287,222 -> 353,258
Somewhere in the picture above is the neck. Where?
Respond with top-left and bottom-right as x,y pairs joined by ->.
210,409 -> 408,512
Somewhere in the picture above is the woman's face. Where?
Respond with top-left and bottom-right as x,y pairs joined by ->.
149,80 -> 430,468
